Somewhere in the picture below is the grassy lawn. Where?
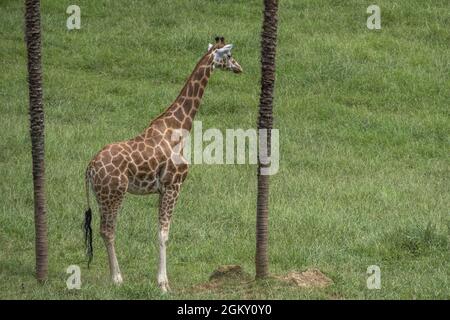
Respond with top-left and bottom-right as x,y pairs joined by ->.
1,0 -> 449,299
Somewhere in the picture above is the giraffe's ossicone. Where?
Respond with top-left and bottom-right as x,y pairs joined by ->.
82,37 -> 242,292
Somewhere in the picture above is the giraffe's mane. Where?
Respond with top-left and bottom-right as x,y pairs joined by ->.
149,47 -> 215,126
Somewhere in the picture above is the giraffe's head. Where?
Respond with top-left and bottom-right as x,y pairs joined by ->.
208,37 -> 243,74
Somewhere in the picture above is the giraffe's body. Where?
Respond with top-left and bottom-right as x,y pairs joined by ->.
83,37 -> 242,291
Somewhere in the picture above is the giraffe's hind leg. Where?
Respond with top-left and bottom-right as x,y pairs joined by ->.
97,187 -> 127,284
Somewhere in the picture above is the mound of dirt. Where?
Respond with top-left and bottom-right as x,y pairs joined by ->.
188,266 -> 332,294
276,268 -> 333,288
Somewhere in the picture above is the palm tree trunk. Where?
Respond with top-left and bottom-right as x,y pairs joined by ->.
25,0 -> 48,282
255,0 -> 278,279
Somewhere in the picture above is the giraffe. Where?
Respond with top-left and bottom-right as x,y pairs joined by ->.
83,37 -> 242,292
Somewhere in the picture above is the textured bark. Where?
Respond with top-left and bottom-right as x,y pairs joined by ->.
256,0 -> 278,279
25,0 -> 48,282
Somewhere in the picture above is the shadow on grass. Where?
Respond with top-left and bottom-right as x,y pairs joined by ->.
0,259 -> 35,278
379,222 -> 448,260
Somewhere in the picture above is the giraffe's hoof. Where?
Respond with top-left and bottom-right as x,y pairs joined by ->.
158,281 -> 171,293
112,274 -> 123,285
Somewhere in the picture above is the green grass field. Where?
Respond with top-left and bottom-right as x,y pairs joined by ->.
1,0 -> 449,299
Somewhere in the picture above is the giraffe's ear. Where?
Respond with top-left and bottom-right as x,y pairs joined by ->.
207,43 -> 213,51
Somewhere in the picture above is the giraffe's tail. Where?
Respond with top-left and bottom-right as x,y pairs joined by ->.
84,165 -> 94,268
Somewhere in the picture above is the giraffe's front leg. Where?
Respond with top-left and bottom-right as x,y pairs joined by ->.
157,183 -> 181,292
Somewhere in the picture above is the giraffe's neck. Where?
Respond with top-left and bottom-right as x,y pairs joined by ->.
160,52 -> 214,132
